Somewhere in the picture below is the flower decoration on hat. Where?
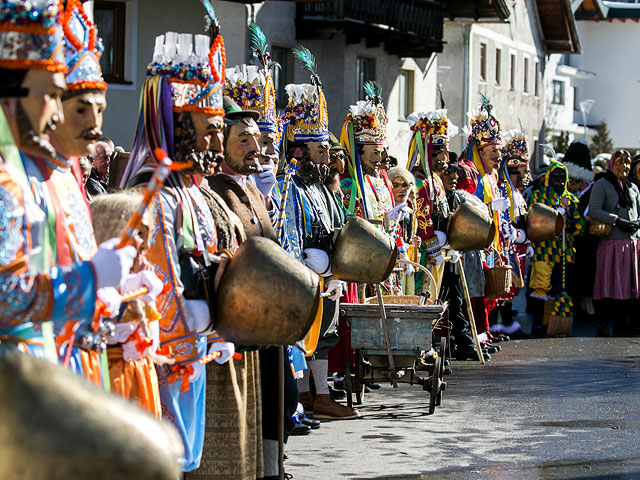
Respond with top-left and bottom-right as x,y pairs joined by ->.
281,45 -> 329,143
0,0 -> 66,72
407,109 -> 458,148
502,129 -> 529,167
466,95 -> 502,148
224,22 -> 278,138
345,81 -> 388,145
62,0 -> 106,91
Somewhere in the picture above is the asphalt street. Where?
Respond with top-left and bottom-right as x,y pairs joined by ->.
285,318 -> 640,479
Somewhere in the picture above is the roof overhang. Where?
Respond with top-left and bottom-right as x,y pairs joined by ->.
442,0 -> 510,23
536,0 -> 582,53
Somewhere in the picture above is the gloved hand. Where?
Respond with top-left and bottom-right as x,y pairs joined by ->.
324,279 -> 345,301
434,230 -> 447,247
386,202 -> 408,222
122,270 -> 164,303
209,341 -> 236,364
398,253 -> 415,275
616,217 -> 640,234
514,229 -> 527,244
526,245 -> 535,258
97,287 -> 122,318
185,299 -> 213,334
254,166 -> 277,198
303,248 -> 331,276
430,252 -> 444,267
491,197 -> 510,212
502,223 -> 517,242
447,250 -> 461,263
90,238 -> 137,289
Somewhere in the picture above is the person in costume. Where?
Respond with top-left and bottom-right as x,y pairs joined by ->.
278,46 -> 358,420
528,160 -> 585,336
437,158 -> 488,361
462,98 -> 511,344
406,109 -> 458,293
90,191 -> 166,417
17,0 -> 160,385
119,13 -> 234,471
488,129 -> 532,339
0,0 -> 136,369
341,82 -> 411,294
588,149 -> 640,336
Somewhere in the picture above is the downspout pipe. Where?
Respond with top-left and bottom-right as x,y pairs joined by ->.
461,24 -> 470,153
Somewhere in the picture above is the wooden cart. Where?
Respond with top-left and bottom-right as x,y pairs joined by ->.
339,298 -> 449,415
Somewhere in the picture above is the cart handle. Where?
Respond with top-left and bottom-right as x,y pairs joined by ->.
396,259 -> 438,301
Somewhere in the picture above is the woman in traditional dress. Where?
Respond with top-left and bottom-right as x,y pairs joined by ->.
588,149 -> 640,336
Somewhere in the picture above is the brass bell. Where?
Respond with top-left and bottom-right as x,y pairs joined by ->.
526,203 -> 564,242
215,236 -> 321,345
447,203 -> 496,251
0,351 -> 183,480
331,216 -> 398,284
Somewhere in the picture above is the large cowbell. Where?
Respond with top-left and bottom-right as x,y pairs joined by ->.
526,202 -> 564,242
331,216 -> 398,284
447,202 -> 496,251
215,236 -> 321,345
0,351 -> 183,480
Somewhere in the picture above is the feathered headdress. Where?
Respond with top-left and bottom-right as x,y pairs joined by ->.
466,95 -> 502,148
224,22 -> 278,139
502,129 -> 529,167
280,45 -> 329,145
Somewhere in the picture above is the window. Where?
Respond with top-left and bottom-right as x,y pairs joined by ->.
495,48 -> 501,85
510,54 -> 516,91
523,57 -> 529,93
479,43 -> 487,81
356,57 -> 376,99
398,70 -> 414,120
534,61 -> 540,97
272,46 -> 292,110
94,1 -> 127,84
552,80 -> 565,105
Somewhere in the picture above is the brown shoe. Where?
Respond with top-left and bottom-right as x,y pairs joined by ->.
298,391 -> 315,412
311,394 -> 360,420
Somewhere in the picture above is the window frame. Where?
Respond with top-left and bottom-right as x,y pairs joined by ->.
271,46 -> 293,111
534,60 -> 540,97
523,56 -> 529,94
509,53 -> 516,91
495,48 -> 501,86
94,0 -> 128,84
479,42 -> 487,82
356,57 -> 376,99
552,80 -> 565,105
397,69 -> 414,121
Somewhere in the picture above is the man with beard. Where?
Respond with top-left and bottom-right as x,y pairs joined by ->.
0,0 -> 136,362
341,82 -> 406,227
86,138 -> 113,197
120,25 -> 234,474
279,48 -> 358,420
406,109 -> 459,293
17,0 -> 160,383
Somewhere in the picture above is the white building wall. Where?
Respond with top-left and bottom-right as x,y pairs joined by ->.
573,19 -> 640,150
439,0 -> 546,165
101,0 -> 437,158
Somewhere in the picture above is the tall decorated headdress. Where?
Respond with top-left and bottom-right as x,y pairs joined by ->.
121,0 -> 224,186
224,23 -> 278,139
502,129 -> 529,167
346,81 -> 388,145
339,81 -> 389,218
406,109 -> 458,203
0,0 -> 66,73
499,129 -> 528,222
281,45 -> 329,147
61,0 -> 106,91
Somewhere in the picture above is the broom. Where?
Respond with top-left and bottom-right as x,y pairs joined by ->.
547,226 -> 573,336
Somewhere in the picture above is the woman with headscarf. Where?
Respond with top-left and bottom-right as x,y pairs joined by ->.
388,166 -> 420,295
588,149 -> 640,336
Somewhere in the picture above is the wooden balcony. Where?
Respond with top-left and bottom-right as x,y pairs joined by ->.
295,0 -> 444,57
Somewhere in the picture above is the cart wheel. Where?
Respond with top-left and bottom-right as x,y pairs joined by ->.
428,359 -> 441,415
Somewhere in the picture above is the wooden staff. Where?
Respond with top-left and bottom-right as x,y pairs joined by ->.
375,283 -> 398,388
274,159 -> 298,245
456,257 -> 485,365
278,345 -> 285,480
